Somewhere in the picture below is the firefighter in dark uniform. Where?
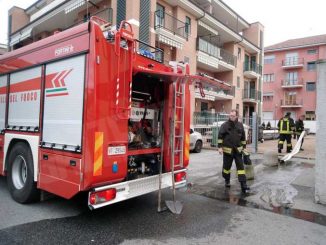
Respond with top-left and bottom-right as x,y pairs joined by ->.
277,112 -> 295,153
217,109 -> 250,194
295,115 -> 305,151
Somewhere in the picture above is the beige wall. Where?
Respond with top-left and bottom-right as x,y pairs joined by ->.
243,22 -> 264,49
9,7 -> 29,34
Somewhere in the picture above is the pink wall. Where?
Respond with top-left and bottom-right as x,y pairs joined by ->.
263,45 -> 325,120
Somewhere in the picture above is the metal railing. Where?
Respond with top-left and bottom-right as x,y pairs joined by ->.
282,57 -> 304,66
196,38 -> 237,67
134,39 -> 164,63
244,61 -> 262,75
243,89 -> 258,100
281,78 -> 304,87
220,48 -> 237,67
196,85 -> 235,98
65,7 -> 113,30
197,38 -> 220,58
280,99 -> 303,106
192,112 -> 256,148
154,10 -> 189,39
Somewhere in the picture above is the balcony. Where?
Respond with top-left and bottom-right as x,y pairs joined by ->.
243,62 -> 262,79
195,85 -> 235,101
282,57 -> 304,69
280,99 -> 303,108
196,38 -> 236,72
154,10 -> 189,49
243,89 -> 260,102
281,79 -> 304,88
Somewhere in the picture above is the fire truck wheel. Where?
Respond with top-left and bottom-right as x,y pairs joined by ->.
7,142 -> 39,203
194,140 -> 202,153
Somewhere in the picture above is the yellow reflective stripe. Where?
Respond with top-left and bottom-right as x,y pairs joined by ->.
242,149 -> 249,155
278,141 -> 284,143
237,146 -> 243,152
218,139 -> 223,144
280,131 -> 292,134
241,141 -> 246,145
223,169 -> 231,174
237,170 -> 246,175
287,144 -> 292,146
184,132 -> 190,162
223,147 -> 232,154
93,132 -> 104,176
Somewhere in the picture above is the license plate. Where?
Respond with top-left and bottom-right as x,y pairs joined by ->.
108,146 -> 126,155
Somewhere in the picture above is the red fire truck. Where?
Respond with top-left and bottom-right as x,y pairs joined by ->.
0,17 -> 225,209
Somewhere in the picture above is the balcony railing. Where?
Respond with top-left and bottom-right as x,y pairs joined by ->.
244,61 -> 262,75
280,99 -> 303,106
282,57 -> 304,67
196,38 -> 237,67
220,48 -> 237,67
154,10 -> 189,39
65,7 -> 113,30
197,38 -> 220,58
198,85 -> 235,97
281,78 -> 304,87
243,89 -> 259,100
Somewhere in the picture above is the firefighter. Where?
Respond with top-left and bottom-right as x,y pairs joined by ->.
217,109 -> 250,194
295,115 -> 305,151
277,112 -> 295,153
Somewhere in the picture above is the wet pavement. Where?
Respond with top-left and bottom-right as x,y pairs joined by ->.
188,150 -> 326,227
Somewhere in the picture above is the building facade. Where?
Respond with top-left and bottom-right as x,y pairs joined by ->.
7,0 -> 264,120
263,35 -> 326,122
0,44 -> 7,55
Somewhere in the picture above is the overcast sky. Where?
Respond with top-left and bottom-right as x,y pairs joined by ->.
1,0 -> 326,47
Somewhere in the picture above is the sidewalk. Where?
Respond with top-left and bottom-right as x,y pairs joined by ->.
257,135 -> 316,160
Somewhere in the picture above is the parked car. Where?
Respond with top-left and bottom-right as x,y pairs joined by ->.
190,127 -> 203,153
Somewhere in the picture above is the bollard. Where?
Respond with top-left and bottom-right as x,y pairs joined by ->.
263,150 -> 279,167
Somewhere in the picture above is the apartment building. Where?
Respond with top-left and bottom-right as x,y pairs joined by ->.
0,44 -> 7,55
263,34 -> 326,122
7,0 -> 263,119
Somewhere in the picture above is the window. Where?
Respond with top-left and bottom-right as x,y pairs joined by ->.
263,92 -> 273,101
307,49 -> 317,54
285,52 -> 299,66
307,62 -> 316,71
238,48 -> 241,59
305,111 -> 316,120
264,55 -> 275,64
286,72 -> 298,84
156,4 -> 165,27
263,74 -> 275,83
185,16 -> 191,35
237,76 -> 240,88
306,82 -> 316,91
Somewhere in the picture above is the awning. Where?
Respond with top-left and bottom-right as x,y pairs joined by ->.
158,34 -> 183,49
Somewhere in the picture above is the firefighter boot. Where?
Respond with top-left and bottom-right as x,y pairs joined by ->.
240,181 -> 250,194
225,180 -> 231,188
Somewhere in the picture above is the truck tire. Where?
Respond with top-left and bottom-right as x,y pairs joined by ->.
7,142 -> 39,203
194,140 -> 202,153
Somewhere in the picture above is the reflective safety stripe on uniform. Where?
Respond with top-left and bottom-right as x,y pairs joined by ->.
218,139 -> 223,144
241,140 -> 246,146
223,169 -> 231,174
223,147 -> 232,154
237,169 -> 246,182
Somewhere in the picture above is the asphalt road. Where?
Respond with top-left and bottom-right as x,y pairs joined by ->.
0,151 -> 326,245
